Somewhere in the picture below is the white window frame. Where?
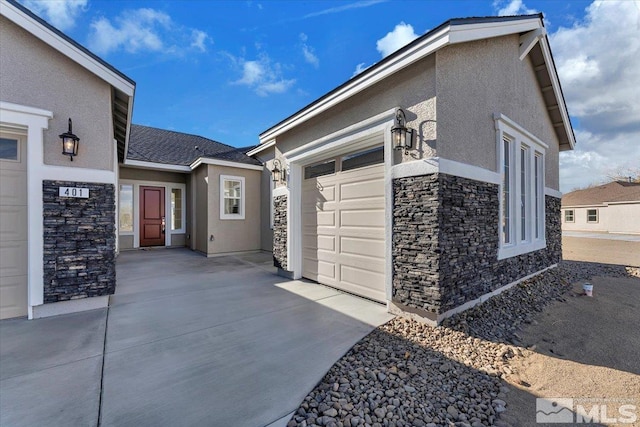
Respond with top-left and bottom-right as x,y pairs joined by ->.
496,114 -> 547,260
0,135 -> 21,162
564,209 -> 575,223
220,175 -> 245,220
170,187 -> 186,232
586,208 -> 598,223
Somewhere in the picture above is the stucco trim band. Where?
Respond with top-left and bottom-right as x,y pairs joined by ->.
391,157 -> 501,185
545,187 -> 563,198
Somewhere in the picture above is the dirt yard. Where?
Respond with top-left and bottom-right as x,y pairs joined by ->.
563,236 -> 640,267
503,275 -> 640,427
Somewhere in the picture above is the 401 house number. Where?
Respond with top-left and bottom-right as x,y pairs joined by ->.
59,186 -> 90,198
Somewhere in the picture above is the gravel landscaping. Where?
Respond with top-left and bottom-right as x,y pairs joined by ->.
287,261 -> 639,427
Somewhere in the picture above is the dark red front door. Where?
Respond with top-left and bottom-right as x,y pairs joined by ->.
140,186 -> 165,247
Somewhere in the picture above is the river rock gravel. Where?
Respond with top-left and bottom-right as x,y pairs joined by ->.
287,261 -> 637,427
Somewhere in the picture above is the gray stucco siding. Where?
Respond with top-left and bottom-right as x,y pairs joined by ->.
275,55 -> 437,162
435,35 -> 561,190
0,16 -> 115,171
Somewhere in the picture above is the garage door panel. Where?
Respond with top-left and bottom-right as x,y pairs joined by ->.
0,169 -> 27,205
0,206 -> 27,242
317,261 -> 335,280
340,178 -> 384,201
317,211 -> 335,227
339,266 -> 385,301
0,275 -> 28,319
0,240 -> 28,278
340,236 -> 384,259
341,209 -> 384,227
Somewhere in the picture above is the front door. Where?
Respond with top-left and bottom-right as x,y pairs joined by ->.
140,186 -> 165,247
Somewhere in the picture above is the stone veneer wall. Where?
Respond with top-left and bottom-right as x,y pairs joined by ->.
392,173 -> 561,317
42,180 -> 116,303
273,194 -> 288,270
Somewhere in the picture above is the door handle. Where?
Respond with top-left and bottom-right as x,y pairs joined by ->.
162,216 -> 166,233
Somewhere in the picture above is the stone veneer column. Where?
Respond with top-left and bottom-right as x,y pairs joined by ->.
273,194 -> 288,271
392,173 -> 562,321
42,180 -> 116,302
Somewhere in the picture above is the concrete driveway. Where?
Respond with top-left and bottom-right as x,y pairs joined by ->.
0,249 -> 393,427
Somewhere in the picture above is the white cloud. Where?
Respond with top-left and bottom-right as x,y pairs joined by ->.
376,22 -> 419,58
232,54 -> 295,96
20,0 -> 87,31
493,0 -> 537,16
87,8 -> 209,56
300,33 -> 319,68
191,30 -> 209,52
552,1 -> 640,191
352,62 -> 368,77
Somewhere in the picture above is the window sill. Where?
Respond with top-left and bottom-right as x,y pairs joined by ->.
498,239 -> 546,260
220,215 -> 245,220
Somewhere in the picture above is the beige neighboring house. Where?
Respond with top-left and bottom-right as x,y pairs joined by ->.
253,14 -> 576,324
562,181 -> 640,234
1,0 -> 134,319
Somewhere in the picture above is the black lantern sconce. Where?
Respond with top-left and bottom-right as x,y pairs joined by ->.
391,108 -> 414,154
271,159 -> 287,183
59,118 -> 79,161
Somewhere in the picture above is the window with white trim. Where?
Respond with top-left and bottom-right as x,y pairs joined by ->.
496,115 -> 546,259
587,209 -> 598,223
564,209 -> 574,223
171,188 -> 184,231
220,175 -> 245,220
119,184 -> 134,233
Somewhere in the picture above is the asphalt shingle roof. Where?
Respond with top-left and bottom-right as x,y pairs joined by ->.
562,181 -> 640,206
127,125 -> 261,167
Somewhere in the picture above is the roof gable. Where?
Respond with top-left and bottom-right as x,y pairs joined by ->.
562,181 -> 640,206
256,14 -> 574,153
1,0 -> 135,161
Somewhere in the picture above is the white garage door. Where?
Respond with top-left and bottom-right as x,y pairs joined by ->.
0,132 -> 28,319
302,147 -> 386,302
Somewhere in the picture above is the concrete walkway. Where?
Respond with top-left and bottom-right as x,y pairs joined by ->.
0,249 -> 393,427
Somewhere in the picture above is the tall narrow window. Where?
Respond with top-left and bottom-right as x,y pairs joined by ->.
171,188 -> 183,231
119,184 -> 133,233
502,138 -> 511,244
520,146 -> 529,241
534,153 -> 542,239
495,114 -> 547,259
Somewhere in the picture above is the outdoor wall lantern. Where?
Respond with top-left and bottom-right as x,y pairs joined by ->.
271,159 -> 286,183
391,108 -> 414,153
59,118 -> 79,161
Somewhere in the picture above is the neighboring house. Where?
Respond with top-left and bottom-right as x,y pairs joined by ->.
1,0 -> 134,319
251,14 -> 575,324
119,125 -> 263,255
562,181 -> 640,234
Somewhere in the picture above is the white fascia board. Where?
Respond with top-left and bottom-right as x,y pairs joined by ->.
259,26 -> 451,143
246,139 -> 275,156
189,157 -> 263,171
561,203 -> 606,209
605,200 -> 640,205
538,37 -> 576,150
122,159 -> 190,172
447,18 -> 540,44
519,28 -> 546,60
1,0 -> 134,96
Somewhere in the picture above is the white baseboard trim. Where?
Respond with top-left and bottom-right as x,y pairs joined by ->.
30,295 -> 109,319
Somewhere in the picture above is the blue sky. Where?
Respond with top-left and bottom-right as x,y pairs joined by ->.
19,0 -> 640,192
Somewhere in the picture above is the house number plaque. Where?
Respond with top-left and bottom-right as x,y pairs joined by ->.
59,187 -> 90,198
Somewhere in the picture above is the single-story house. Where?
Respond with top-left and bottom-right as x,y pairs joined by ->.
1,0 -> 134,319
251,14 -> 575,324
118,124 -> 264,256
562,181 -> 640,234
